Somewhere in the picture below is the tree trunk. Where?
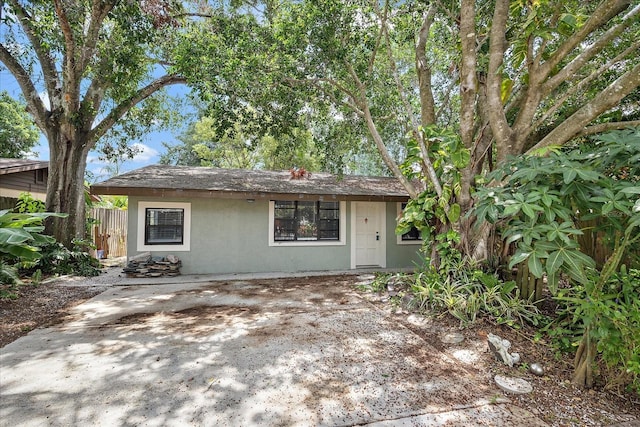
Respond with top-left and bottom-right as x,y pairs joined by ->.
572,327 -> 596,388
45,130 -> 90,248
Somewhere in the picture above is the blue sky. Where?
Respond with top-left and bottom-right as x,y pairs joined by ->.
0,69 -> 189,183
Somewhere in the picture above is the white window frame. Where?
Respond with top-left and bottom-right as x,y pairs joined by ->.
137,201 -> 191,252
396,202 -> 423,245
269,200 -> 346,247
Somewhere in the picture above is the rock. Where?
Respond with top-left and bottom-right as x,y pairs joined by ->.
529,363 -> 545,376
494,375 -> 533,394
441,332 -> 465,344
122,254 -> 182,278
128,252 -> 152,263
487,333 -> 520,367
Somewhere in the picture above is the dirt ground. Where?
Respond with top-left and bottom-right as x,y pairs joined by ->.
1,272 -> 638,427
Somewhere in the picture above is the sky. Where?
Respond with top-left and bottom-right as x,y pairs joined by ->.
0,68 -> 190,183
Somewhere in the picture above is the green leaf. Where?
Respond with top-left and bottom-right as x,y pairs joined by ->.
563,169 -> 577,184
546,250 -> 563,274
503,203 -> 521,217
620,187 -> 640,195
451,149 -> 471,169
509,251 -> 530,269
447,203 -> 461,223
547,272 -> 559,295
0,228 -> 33,245
528,255 -> 544,278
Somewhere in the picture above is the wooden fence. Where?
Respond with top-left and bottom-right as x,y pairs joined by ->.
0,196 -> 17,210
90,207 -> 127,258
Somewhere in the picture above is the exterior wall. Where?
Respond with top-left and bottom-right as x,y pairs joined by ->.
128,196 -> 420,274
0,169 -> 48,200
384,203 -> 424,269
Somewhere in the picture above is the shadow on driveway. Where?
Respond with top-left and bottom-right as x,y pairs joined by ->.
0,275 -> 547,426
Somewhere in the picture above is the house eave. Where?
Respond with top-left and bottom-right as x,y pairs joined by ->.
90,186 -> 410,202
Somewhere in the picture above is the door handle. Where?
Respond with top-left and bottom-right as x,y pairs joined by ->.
376,232 -> 380,241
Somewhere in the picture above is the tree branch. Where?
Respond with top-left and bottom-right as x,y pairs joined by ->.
53,0 -> 80,112
89,75 -> 187,146
368,0 -> 388,75
415,6 -> 436,126
539,0 -> 634,91
486,0 -> 514,163
533,41 -> 640,130
576,121 -> 640,138
529,61 -> 640,152
0,44 -> 48,132
459,0 -> 477,150
79,1 -> 117,73
6,0 -> 60,104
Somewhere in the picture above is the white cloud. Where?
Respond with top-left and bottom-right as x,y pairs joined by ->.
130,143 -> 159,163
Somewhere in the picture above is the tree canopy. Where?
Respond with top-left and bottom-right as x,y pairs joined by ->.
174,0 -> 639,259
0,91 -> 39,158
0,0 -> 188,245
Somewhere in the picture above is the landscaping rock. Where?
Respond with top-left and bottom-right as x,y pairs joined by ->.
494,375 -> 533,394
123,254 -> 182,278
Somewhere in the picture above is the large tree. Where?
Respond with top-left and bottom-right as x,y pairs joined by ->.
0,90 -> 39,158
179,0 -> 639,260
0,0 -> 187,245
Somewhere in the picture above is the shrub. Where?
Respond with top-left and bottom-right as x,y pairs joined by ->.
550,267 -> 640,393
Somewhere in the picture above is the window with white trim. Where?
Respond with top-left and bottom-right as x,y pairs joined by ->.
397,202 -> 422,245
145,208 -> 184,245
137,201 -> 191,251
269,200 -> 346,246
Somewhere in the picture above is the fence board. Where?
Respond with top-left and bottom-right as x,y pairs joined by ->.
90,208 -> 127,258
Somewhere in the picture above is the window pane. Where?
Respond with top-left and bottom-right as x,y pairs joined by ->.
275,201 -> 295,218
273,201 -> 340,242
296,201 -> 318,240
145,208 -> 184,245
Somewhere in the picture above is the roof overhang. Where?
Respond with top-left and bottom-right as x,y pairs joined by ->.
90,165 -> 413,202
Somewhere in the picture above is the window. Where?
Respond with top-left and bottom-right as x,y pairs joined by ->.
137,202 -> 191,251
397,202 -> 422,245
274,201 -> 339,241
269,200 -> 346,246
145,208 -> 184,245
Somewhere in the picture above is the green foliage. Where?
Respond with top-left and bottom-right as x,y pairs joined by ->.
93,196 -> 128,210
473,129 -> 640,293
396,126 -> 469,245
0,259 -> 21,289
410,246 -> 539,328
0,91 -> 40,158
20,238 -> 101,278
0,210 -> 64,263
0,209 -> 66,285
550,267 -> 640,393
14,193 -> 46,214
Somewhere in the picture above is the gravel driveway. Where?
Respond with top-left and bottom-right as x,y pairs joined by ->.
0,275 -> 547,426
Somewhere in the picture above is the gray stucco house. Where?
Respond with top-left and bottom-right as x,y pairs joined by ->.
91,165 -> 423,274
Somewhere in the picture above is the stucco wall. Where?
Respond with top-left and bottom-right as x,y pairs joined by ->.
128,196 -> 420,274
385,203 -> 425,269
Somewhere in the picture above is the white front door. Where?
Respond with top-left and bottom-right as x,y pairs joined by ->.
352,202 -> 386,268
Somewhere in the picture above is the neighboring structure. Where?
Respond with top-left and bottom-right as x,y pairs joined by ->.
91,165 -> 423,275
0,158 -> 48,201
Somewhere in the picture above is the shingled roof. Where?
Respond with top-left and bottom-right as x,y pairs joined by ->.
90,165 -> 411,202
0,158 -> 48,175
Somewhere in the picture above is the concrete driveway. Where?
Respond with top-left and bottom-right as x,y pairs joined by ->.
0,275 -> 547,426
